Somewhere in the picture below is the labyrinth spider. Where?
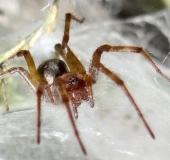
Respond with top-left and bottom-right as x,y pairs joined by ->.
0,13 -> 170,155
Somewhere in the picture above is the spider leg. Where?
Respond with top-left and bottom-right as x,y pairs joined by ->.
0,67 -> 38,92
55,44 -> 86,74
62,13 -> 84,49
55,43 -> 94,117
54,13 -> 90,119
55,13 -> 86,74
12,50 -> 39,77
94,63 -> 155,139
36,80 -> 47,144
89,45 -> 156,139
0,66 -> 51,144
1,50 -> 39,78
56,79 -> 86,154
0,50 -> 40,111
17,50 -> 38,76
90,45 -> 170,82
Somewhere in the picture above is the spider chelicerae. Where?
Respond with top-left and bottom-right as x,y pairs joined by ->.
0,13 -> 170,155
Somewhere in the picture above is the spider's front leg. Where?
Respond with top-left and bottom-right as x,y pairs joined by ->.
55,13 -> 85,75
61,13 -> 84,49
54,13 -> 94,118
55,78 -> 87,154
89,44 -> 161,139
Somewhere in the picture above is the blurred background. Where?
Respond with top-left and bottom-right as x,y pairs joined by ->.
0,0 -> 169,64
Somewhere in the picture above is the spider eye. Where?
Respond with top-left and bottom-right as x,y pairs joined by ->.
68,77 -> 78,85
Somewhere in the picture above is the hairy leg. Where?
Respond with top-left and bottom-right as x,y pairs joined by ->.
55,13 -> 86,74
0,67 -> 38,92
62,13 -> 84,49
90,45 -> 170,82
89,45 -> 160,139
56,78 -> 86,154
36,80 -> 47,144
93,63 -> 155,139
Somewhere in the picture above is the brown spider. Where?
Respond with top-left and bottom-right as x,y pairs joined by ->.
0,13 -> 170,155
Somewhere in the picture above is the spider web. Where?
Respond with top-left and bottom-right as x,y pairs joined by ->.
0,0 -> 170,160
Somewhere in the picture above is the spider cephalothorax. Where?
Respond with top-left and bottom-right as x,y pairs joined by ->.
57,73 -> 94,118
1,13 -> 170,155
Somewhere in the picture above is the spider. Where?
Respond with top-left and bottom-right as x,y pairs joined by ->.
0,13 -> 170,155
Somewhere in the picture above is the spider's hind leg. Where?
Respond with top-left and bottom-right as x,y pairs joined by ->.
90,45 -> 170,82
56,78 -> 87,154
93,63 -> 155,139
89,44 -> 158,139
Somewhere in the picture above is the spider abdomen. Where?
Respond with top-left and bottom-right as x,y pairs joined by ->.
37,59 -> 69,84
